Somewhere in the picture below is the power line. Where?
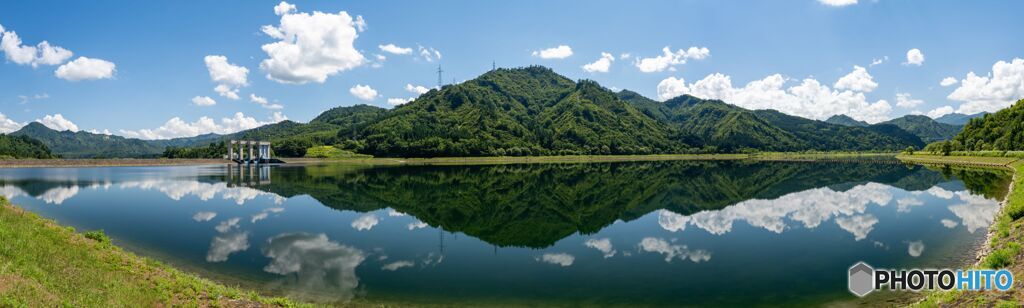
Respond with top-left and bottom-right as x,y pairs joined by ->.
436,64 -> 444,88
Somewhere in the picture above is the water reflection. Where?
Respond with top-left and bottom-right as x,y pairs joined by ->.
0,161 -> 1013,305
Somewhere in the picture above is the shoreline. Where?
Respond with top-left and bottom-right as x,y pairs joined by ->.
897,154 -> 1024,306
0,153 -> 903,168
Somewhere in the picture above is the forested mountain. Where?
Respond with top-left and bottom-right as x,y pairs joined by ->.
824,114 -> 869,127
359,67 -> 683,156
622,92 -> 924,152
10,122 -> 220,158
945,99 -> 1024,150
935,112 -> 989,125
879,115 -> 962,143
0,134 -> 55,159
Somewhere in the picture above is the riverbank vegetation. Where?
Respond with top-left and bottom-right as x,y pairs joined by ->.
898,154 -> 1024,307
0,196 -> 301,307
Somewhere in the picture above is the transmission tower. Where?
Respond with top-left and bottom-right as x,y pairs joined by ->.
436,65 -> 444,88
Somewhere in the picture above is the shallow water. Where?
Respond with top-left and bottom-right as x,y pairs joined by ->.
0,160 -> 1011,306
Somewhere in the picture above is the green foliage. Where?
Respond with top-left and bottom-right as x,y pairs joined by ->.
982,242 -> 1020,269
949,99 -> 1024,151
11,122 -> 219,158
83,229 -> 111,244
904,146 -> 915,155
303,145 -> 371,158
880,114 -> 962,143
824,114 -> 868,127
0,134 -> 55,158
163,141 -> 226,159
935,112 -> 988,125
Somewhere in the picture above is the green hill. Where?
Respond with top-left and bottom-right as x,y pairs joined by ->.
824,114 -> 869,127
359,66 -> 683,157
622,92 -> 924,152
947,99 -> 1024,150
10,123 -> 219,158
879,114 -> 962,143
935,112 -> 988,125
0,134 -> 55,159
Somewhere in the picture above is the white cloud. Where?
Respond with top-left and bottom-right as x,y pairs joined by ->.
262,233 -> 365,300
351,214 -> 379,231
273,1 -> 296,16
206,232 -> 249,262
417,46 -> 442,62
215,217 -> 242,233
835,214 -> 878,241
0,25 -> 73,67
259,3 -> 365,84
635,46 -> 710,73
354,15 -> 367,32
0,113 -> 25,133
895,92 -> 923,108
119,112 -> 287,140
536,253 -> 574,266
904,48 -> 924,66
349,84 -> 378,101
407,221 -> 428,230
582,52 -> 614,73
869,56 -> 888,67
405,84 -> 430,95
926,106 -> 954,119
947,58 -> 1024,114
619,53 -> 631,60
531,45 -> 573,59
379,44 -> 412,55
205,55 -> 248,100
191,96 -> 216,106
584,238 -> 616,258
386,97 -> 412,106
36,113 -> 79,131
907,240 -> 925,257
818,0 -> 858,6
940,219 -> 958,229
192,211 -> 217,222
249,94 -> 284,109
381,260 -> 414,271
55,56 -> 116,81
638,237 -> 711,263
940,77 -> 958,87
927,187 -> 954,199
834,66 -> 877,92
656,73 -> 893,123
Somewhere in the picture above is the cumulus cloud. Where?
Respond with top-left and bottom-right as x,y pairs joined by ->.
581,52 -> 615,73
193,211 -> 218,222
656,73 -> 893,123
273,1 -> 296,16
904,48 -> 924,66
379,43 -> 412,55
405,84 -> 430,95
818,0 -> 858,6
947,58 -> 1024,114
870,56 -> 888,67
205,55 -> 248,100
249,94 -> 283,109
349,84 -> 378,101
834,66 -> 877,92
215,217 -> 242,233
386,98 -> 412,106
940,77 -> 958,87
635,46 -> 710,73
531,45 -> 573,59
55,56 -> 116,81
407,221 -> 428,230
36,113 -> 79,131
260,2 -> 365,84
940,219 -> 958,229
835,214 -> 879,241
207,232 -> 249,262
536,253 -> 575,266
0,24 -> 73,67
895,92 -> 923,108
417,46 -> 442,62
0,113 -> 25,133
191,96 -> 216,106
926,106 -> 955,119
119,112 -> 287,140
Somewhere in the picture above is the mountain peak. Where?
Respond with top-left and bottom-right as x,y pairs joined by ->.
825,114 -> 869,127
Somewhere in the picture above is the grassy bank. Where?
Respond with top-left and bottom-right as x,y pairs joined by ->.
898,154 -> 1024,307
0,196 -> 303,307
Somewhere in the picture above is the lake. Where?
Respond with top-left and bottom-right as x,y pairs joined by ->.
0,160 -> 1012,306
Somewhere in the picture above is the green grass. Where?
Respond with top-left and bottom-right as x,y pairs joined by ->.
0,196 -> 306,307
303,145 -> 372,159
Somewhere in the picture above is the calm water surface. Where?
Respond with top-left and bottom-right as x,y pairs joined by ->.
0,160 -> 1012,306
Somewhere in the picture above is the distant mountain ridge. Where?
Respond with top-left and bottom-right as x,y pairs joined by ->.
935,112 -> 988,125
880,115 -> 962,143
14,66 -> 937,158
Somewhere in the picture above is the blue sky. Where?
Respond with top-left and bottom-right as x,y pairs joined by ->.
2,0 -> 1023,139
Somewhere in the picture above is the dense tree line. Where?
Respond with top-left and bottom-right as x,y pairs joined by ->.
0,134 -> 55,159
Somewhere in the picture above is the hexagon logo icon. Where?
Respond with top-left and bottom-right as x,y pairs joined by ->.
848,262 -> 875,297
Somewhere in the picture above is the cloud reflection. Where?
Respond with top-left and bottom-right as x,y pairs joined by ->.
638,237 -> 711,263
207,231 -> 249,262
262,233 -> 366,300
